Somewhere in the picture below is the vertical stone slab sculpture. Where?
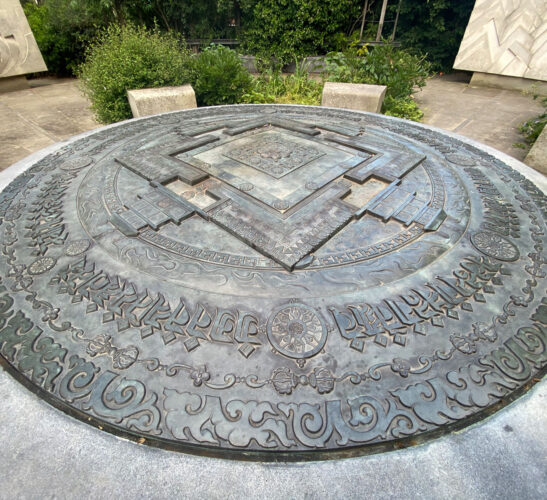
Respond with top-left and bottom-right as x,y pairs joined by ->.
454,0 -> 546,90
0,0 -> 47,91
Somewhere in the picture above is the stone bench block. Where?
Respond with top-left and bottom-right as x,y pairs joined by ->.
127,85 -> 197,118
321,82 -> 387,113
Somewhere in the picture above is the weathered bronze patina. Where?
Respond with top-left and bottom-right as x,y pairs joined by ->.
0,105 -> 545,460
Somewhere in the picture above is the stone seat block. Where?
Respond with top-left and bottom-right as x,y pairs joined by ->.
321,82 -> 387,113
127,85 -> 197,118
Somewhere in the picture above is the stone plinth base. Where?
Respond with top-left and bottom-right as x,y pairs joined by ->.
127,85 -> 197,118
0,76 -> 29,93
321,82 -> 387,113
525,125 -> 547,176
470,73 -> 547,96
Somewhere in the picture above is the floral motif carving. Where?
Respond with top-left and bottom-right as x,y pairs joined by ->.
267,304 -> 327,359
470,231 -> 520,262
28,256 -> 57,275
65,239 -> 91,256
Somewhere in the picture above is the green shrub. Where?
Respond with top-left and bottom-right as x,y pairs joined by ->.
391,0 -> 475,73
383,96 -> 423,122
324,43 -> 431,120
77,24 -> 194,124
192,45 -> 253,106
242,65 -> 322,105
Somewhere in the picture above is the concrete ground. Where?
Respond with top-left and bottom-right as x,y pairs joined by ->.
413,72 -> 545,168
0,74 -> 545,173
0,78 -> 100,170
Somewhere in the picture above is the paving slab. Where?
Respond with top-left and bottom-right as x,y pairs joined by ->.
414,73 -> 544,162
0,78 -> 100,171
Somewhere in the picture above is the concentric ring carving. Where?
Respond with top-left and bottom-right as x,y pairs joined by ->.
0,105 -> 545,460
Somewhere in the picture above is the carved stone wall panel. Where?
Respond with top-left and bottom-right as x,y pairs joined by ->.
0,105 -> 545,460
0,0 -> 47,78
454,0 -> 547,81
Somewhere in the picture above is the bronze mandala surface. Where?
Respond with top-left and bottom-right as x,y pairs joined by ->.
0,105 -> 545,460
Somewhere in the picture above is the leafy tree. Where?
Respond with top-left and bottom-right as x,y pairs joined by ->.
241,0 -> 362,65
144,0 -> 242,38
24,0 -> 245,75
23,0 -> 115,75
388,0 -> 475,72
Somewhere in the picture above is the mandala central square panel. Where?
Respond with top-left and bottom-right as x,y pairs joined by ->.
223,132 -> 325,178
191,129 -> 360,212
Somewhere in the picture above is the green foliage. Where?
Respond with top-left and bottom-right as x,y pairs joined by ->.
242,64 -> 322,105
324,43 -> 431,120
242,0 -> 361,66
192,44 -> 253,106
142,0 -> 242,38
325,44 -> 431,99
77,24 -> 194,123
23,0 -> 245,76
383,96 -> 423,122
24,0 -> 475,77
388,0 -> 475,72
23,0 -> 110,75
518,97 -> 547,146
22,3 -> 49,56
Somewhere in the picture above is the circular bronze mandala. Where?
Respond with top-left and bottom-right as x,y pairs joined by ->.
0,105 -> 545,460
